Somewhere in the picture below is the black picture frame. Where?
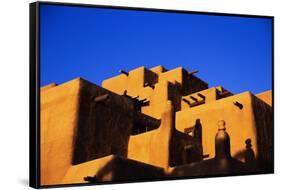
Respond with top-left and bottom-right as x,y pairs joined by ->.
29,1 -> 274,188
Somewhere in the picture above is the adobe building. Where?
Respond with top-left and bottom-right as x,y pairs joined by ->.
40,66 -> 273,186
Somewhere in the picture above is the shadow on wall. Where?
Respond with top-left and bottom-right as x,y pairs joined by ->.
233,96 -> 273,173
252,96 -> 273,172
84,156 -> 165,183
72,89 -> 134,165
182,119 -> 203,164
169,120 -> 254,178
233,138 -> 256,171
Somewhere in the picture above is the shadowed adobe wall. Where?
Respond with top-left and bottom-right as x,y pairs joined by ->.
252,93 -> 273,171
40,78 -> 135,185
62,101 -> 200,184
72,79 -> 134,165
176,91 -> 273,171
256,90 -> 272,106
63,155 -> 165,184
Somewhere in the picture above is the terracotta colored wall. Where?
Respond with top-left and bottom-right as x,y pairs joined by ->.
181,87 -> 216,110
102,66 -> 205,120
40,65 -> 273,185
252,94 -> 273,171
186,74 -> 208,95
256,90 -> 272,106
150,65 -> 167,74
40,78 -> 82,185
176,91 -> 272,169
141,80 -> 181,119
72,79 -> 134,165
102,66 -> 155,99
40,78 -> 135,185
128,101 -> 200,168
127,102 -> 174,169
40,83 -> 57,91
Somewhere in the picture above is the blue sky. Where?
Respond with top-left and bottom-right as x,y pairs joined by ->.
40,4 -> 272,94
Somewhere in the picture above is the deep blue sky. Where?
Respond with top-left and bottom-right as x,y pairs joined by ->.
40,4 -> 272,94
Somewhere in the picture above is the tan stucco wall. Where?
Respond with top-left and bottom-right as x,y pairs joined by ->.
176,91 -> 272,164
40,78 -> 82,185
128,101 -> 174,169
256,90 -> 272,106
40,65 -> 273,185
128,101 -> 198,168
102,66 -> 206,120
40,78 -> 135,185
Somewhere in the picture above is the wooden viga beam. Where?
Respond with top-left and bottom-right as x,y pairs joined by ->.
188,70 -> 199,75
119,69 -> 129,76
93,94 -> 110,103
182,97 -> 205,107
93,94 -> 160,129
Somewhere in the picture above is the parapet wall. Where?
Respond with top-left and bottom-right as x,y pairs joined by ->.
176,91 -> 273,171
102,66 -> 208,119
